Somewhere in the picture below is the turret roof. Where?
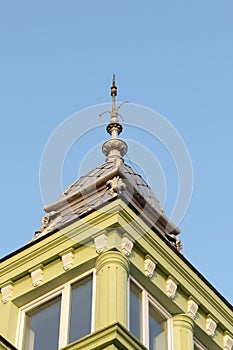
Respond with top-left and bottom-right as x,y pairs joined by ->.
31,76 -> 181,251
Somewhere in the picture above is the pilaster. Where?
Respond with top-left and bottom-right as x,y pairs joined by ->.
95,250 -> 130,330
173,314 -> 194,350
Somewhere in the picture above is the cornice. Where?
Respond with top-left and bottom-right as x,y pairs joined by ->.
0,198 -> 232,333
137,229 -> 233,331
0,200 -> 130,283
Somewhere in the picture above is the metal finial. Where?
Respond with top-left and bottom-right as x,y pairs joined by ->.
101,76 -> 128,160
98,76 -> 128,139
111,74 -> 117,118
111,74 -> 116,90
108,75 -> 121,138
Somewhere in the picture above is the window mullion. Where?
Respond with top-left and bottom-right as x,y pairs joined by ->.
59,283 -> 71,348
167,317 -> 174,350
16,310 -> 26,350
142,290 -> 149,347
91,270 -> 97,333
127,277 -> 130,329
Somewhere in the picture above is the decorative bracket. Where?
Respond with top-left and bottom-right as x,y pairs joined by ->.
106,176 -> 126,196
122,236 -> 134,256
30,266 -> 43,287
206,315 -> 217,337
1,283 -> 13,304
166,276 -> 177,299
223,333 -> 233,350
187,297 -> 199,319
94,234 -> 107,254
144,256 -> 157,278
60,249 -> 74,271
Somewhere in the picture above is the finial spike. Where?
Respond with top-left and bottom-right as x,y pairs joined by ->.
111,74 -> 117,98
103,75 -> 123,139
112,74 -> 116,86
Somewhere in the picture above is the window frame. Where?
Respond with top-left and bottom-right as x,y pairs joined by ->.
16,269 -> 96,350
128,277 -> 173,350
194,338 -> 208,350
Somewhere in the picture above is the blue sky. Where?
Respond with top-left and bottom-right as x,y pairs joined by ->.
0,1 -> 232,304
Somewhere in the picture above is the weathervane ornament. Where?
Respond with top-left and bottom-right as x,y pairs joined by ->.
101,75 -> 128,160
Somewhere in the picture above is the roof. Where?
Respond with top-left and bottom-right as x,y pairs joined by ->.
31,155 -> 181,251
61,159 -> 165,214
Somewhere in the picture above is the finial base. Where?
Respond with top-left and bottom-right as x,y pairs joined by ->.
102,139 -> 128,160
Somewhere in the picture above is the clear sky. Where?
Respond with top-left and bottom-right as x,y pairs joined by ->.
0,1 -> 232,304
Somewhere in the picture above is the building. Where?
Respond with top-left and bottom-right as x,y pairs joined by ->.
0,78 -> 232,350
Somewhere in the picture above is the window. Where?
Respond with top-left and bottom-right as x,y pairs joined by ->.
149,302 -> 166,349
129,281 -> 142,339
129,278 -> 172,350
17,272 -> 94,350
24,296 -> 61,350
69,274 -> 93,343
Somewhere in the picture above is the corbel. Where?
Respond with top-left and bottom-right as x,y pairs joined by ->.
29,264 -> 44,287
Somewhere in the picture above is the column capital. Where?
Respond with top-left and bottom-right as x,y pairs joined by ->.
173,313 -> 195,350
95,250 -> 130,274
173,313 -> 195,330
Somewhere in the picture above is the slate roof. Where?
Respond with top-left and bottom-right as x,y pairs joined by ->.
31,156 -> 181,253
61,159 -> 165,215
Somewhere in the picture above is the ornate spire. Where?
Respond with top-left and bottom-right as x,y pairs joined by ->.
102,75 -> 127,161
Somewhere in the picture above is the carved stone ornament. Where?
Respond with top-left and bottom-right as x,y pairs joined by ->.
31,268 -> 43,287
166,276 -> 177,299
94,234 -> 107,254
62,251 -> 74,271
122,236 -> 134,256
144,257 -> 156,278
1,284 -> 13,304
223,334 -> 233,350
35,211 -> 57,236
206,315 -> 217,337
41,214 -> 51,228
187,298 -> 199,319
106,176 -> 126,196
102,139 -> 128,158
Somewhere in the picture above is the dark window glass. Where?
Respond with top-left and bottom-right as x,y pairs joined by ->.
129,281 -> 142,340
24,296 -> 61,350
149,303 -> 165,350
69,274 -> 93,343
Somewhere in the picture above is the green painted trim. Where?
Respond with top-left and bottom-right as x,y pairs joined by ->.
61,322 -> 147,350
